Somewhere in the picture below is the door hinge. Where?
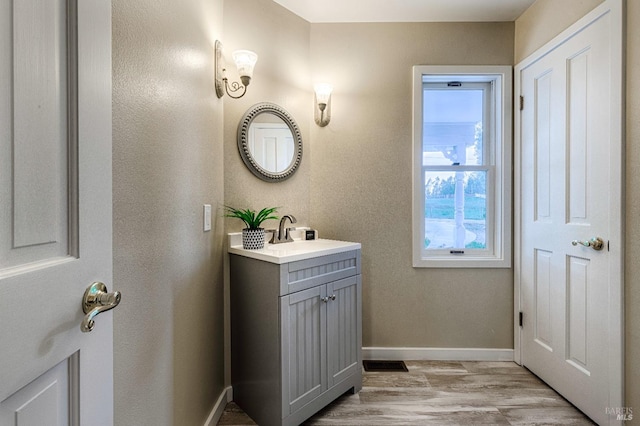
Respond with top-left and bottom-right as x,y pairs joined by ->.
519,95 -> 524,111
519,311 -> 523,327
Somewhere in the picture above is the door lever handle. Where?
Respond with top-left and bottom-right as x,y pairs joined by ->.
81,282 -> 121,332
571,237 -> 604,251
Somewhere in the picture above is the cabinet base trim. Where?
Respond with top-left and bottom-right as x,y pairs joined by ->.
363,347 -> 514,362
204,386 -> 233,426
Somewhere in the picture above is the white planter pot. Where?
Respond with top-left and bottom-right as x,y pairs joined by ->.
242,228 -> 265,250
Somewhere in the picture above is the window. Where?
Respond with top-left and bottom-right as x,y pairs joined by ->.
412,66 -> 511,268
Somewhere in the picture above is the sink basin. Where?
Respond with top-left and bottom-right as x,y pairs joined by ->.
228,235 -> 360,264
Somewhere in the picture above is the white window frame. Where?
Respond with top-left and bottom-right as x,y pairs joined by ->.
412,65 -> 512,268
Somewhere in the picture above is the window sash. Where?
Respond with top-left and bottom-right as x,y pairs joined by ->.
421,166 -> 495,255
422,81 -> 492,168
421,81 -> 493,255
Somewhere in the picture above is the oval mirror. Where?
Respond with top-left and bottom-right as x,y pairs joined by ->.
237,103 -> 303,182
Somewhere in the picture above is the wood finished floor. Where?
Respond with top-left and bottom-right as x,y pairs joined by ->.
217,361 -> 595,425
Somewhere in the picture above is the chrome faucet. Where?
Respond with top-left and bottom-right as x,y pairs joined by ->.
271,214 -> 297,244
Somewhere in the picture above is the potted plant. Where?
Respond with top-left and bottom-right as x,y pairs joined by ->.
224,206 -> 278,249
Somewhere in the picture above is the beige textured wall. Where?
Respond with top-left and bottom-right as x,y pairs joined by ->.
310,23 -> 515,349
515,0 -> 639,415
223,0 -> 312,227
112,0 -> 226,424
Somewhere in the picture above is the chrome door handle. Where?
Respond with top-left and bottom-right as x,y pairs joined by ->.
571,237 -> 604,251
81,282 -> 121,332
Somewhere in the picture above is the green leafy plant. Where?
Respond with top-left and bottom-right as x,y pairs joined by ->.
224,206 -> 278,230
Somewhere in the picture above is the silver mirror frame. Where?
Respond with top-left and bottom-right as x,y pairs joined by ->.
237,102 -> 303,182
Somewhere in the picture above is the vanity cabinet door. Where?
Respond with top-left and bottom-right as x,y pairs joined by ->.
281,285 -> 327,415
327,276 -> 362,387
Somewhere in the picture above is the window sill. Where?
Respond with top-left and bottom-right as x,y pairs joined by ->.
413,255 -> 511,268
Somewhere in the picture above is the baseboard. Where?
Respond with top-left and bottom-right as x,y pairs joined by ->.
203,386 -> 233,426
363,347 -> 514,362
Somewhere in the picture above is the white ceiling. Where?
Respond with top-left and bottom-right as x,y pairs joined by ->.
272,0 -> 536,23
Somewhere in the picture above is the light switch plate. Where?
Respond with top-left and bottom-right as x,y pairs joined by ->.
204,204 -> 212,231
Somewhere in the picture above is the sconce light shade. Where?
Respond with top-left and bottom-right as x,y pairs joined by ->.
232,50 -> 258,86
314,83 -> 333,108
215,40 -> 258,99
314,83 -> 333,127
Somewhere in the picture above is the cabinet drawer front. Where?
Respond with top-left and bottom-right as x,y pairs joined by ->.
281,250 -> 360,296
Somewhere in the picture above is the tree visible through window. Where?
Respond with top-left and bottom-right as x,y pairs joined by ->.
412,66 -> 511,268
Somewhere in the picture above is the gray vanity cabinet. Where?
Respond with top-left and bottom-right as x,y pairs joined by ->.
230,249 -> 362,426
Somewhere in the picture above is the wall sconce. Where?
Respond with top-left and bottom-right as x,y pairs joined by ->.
314,83 -> 333,127
215,40 -> 258,99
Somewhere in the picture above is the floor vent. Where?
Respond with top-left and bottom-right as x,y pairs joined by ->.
362,360 -> 408,372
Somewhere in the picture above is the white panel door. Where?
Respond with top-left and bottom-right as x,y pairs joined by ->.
250,123 -> 294,173
517,1 -> 623,424
0,0 -> 114,425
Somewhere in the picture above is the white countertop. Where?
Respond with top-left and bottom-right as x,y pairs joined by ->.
228,231 -> 360,264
